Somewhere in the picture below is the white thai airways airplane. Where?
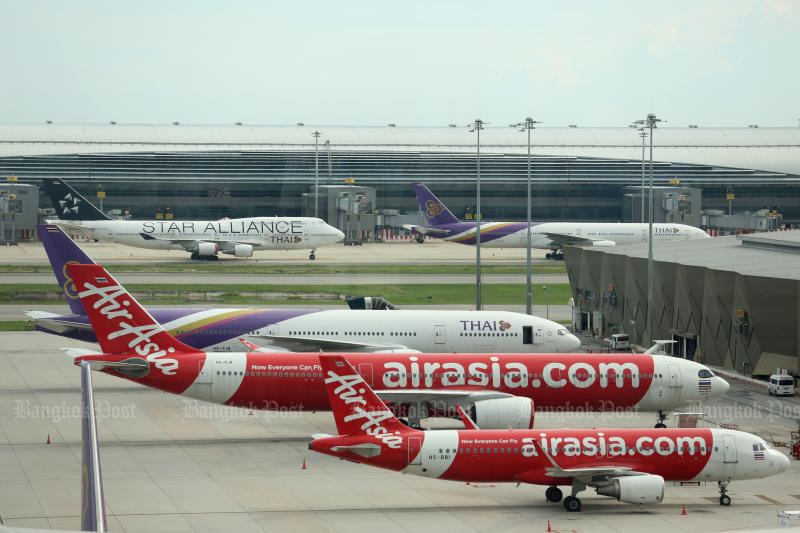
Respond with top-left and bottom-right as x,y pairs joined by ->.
43,178 -> 344,260
30,224 -> 583,355
409,183 -> 711,259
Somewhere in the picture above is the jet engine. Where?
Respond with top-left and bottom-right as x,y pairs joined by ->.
194,242 -> 218,256
590,240 -> 616,247
221,243 -> 254,257
595,475 -> 664,504
470,397 -> 535,429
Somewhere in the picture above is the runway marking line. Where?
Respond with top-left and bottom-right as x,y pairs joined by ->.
755,495 -> 784,505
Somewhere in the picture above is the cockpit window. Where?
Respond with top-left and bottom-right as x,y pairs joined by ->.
698,369 -> 713,378
557,329 -> 566,336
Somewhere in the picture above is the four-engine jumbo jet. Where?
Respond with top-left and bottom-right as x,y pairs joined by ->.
42,178 -> 344,260
407,182 -> 710,259
310,354 -> 788,512
28,224 -> 581,354
66,264 -> 727,428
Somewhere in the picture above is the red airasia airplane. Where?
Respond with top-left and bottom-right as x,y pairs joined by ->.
65,264 -> 728,429
310,354 -> 789,512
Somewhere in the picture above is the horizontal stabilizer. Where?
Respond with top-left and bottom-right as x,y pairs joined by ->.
331,443 -> 382,458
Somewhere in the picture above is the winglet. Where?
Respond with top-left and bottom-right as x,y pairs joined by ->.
81,360 -> 107,532
533,439 -> 564,472
455,404 -> 479,430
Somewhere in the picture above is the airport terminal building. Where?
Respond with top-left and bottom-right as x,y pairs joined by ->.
566,231 -> 800,376
1,124 -> 800,230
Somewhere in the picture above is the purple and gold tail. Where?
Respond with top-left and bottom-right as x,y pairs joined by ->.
412,183 -> 461,226
37,224 -> 94,315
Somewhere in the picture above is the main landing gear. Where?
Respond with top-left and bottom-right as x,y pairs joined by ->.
545,486 -> 563,503
560,481 -> 585,512
545,251 -> 565,261
309,249 -> 316,260
190,253 -> 218,261
655,410 -> 668,428
718,481 -> 731,506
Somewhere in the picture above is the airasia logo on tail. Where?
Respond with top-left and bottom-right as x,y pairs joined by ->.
78,281 -> 180,375
324,369 -> 402,449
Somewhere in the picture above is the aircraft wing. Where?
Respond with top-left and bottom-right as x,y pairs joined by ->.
374,389 -> 512,405
542,232 -> 598,247
138,234 -> 264,248
246,335 -> 419,353
523,439 -> 639,485
402,224 -> 452,237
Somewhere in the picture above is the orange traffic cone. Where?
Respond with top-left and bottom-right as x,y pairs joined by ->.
46,434 -> 51,445
546,519 -> 552,532
301,458 -> 307,470
681,504 -> 686,515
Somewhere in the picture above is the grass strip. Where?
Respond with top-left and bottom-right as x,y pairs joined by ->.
0,263 -> 567,275
0,283 -> 573,306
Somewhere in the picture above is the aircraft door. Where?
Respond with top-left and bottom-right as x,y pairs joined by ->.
534,327 -> 544,344
358,363 -> 374,386
266,325 -> 279,336
641,229 -> 647,243
195,358 -> 212,400
408,436 -> 422,465
434,325 -> 446,344
668,364 -> 681,388
722,435 -> 738,463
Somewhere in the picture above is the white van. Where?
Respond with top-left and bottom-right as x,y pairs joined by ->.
768,374 -> 795,396
609,333 -> 631,350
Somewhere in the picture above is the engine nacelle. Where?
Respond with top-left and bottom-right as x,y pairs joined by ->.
595,475 -> 664,505
470,397 -> 535,430
222,243 -> 254,257
590,240 -> 616,247
193,242 -> 218,256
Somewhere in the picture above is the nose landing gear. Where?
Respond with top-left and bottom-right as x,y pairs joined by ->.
718,481 -> 731,506
309,249 -> 316,260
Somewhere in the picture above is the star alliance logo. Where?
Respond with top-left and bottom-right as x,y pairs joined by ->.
59,193 -> 81,216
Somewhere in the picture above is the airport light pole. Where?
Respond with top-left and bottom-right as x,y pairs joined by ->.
638,128 -> 647,222
312,131 -> 321,218
469,119 -> 485,310
511,117 -> 541,315
641,113 -> 662,346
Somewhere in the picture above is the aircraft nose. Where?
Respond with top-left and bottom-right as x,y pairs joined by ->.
563,333 -> 581,352
713,376 -> 730,397
774,450 -> 790,473
333,228 -> 345,242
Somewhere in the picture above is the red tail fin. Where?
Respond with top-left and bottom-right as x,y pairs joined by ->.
67,264 -> 199,372
320,355 -> 410,439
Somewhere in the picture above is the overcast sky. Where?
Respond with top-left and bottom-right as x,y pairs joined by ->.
1,0 -> 797,128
